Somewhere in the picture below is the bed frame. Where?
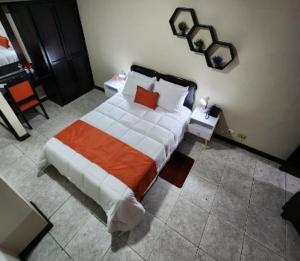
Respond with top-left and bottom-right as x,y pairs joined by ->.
131,64 -> 197,110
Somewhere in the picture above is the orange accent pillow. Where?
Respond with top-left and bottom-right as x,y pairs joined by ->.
0,36 -> 9,48
134,86 -> 160,109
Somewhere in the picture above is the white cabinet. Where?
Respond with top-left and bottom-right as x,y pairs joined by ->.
103,79 -> 126,97
188,107 -> 220,144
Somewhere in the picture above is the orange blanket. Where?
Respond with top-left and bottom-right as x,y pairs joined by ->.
55,120 -> 157,201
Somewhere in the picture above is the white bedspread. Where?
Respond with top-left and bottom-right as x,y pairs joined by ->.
0,47 -> 18,66
39,93 -> 191,232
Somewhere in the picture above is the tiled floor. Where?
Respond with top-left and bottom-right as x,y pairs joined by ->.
0,89 -> 299,261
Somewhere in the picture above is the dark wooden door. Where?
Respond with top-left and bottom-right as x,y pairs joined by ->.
54,1 -> 84,56
29,1 -> 83,104
72,55 -> 93,93
30,2 -> 65,63
51,60 -> 79,104
54,0 -> 94,94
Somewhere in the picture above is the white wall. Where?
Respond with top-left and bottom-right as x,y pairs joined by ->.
77,0 -> 300,160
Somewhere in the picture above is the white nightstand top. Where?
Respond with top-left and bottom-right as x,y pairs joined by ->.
190,107 -> 220,128
104,79 -> 126,92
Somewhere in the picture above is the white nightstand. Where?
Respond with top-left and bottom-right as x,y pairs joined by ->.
103,79 -> 126,97
188,107 -> 221,146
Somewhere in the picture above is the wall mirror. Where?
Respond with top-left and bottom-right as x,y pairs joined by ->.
0,6 -> 27,80
0,21 -> 19,77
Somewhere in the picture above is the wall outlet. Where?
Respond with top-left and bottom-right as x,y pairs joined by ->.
228,129 -> 235,134
222,129 -> 234,135
237,133 -> 247,140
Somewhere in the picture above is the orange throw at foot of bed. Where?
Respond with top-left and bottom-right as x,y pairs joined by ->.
55,120 -> 157,201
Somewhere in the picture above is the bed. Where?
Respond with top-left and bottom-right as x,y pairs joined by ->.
39,65 -> 197,232
0,46 -> 18,66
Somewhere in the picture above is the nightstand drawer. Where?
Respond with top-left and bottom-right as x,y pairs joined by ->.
190,118 -> 214,129
188,123 -> 213,140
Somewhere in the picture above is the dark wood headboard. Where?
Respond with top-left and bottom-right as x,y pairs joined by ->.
131,64 -> 197,110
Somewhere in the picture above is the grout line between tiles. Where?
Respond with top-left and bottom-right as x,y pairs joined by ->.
99,245 -> 111,261
47,192 -> 72,219
49,233 -> 74,261
196,247 -> 218,261
51,196 -> 101,249
62,214 -> 94,252
239,161 -> 256,261
116,234 -> 147,261
245,233 -> 289,261
244,161 -> 288,260
164,221 -> 199,248
117,211 -> 164,261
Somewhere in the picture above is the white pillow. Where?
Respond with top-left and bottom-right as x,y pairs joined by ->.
122,71 -> 155,97
154,79 -> 188,112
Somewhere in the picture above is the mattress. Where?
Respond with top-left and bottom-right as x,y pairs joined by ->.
0,47 -> 18,66
39,93 -> 191,232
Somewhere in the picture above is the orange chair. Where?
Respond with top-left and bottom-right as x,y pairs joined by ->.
6,80 -> 49,129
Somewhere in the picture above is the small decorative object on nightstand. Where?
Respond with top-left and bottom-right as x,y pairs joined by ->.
199,96 -> 209,111
103,78 -> 126,98
188,106 -> 221,147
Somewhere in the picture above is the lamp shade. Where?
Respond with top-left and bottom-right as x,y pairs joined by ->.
200,96 -> 209,108
118,71 -> 127,80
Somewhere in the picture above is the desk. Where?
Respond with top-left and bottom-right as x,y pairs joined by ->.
0,70 -> 30,140
0,69 -> 29,93
1,71 -> 50,102
0,70 -> 51,140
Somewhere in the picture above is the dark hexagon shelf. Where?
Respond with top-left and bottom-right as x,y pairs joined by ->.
205,41 -> 235,70
169,7 -> 198,38
187,24 -> 216,54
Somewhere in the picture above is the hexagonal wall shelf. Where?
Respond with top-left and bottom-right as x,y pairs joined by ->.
169,7 -> 198,38
187,24 -> 216,53
170,7 -> 236,71
205,41 -> 235,70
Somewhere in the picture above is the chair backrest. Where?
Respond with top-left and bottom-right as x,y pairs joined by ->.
8,80 -> 35,103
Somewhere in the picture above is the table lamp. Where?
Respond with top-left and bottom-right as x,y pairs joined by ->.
200,96 -> 209,111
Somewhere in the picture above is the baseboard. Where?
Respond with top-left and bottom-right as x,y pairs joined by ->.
19,201 -> 53,260
213,133 -> 284,164
94,85 -> 104,91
